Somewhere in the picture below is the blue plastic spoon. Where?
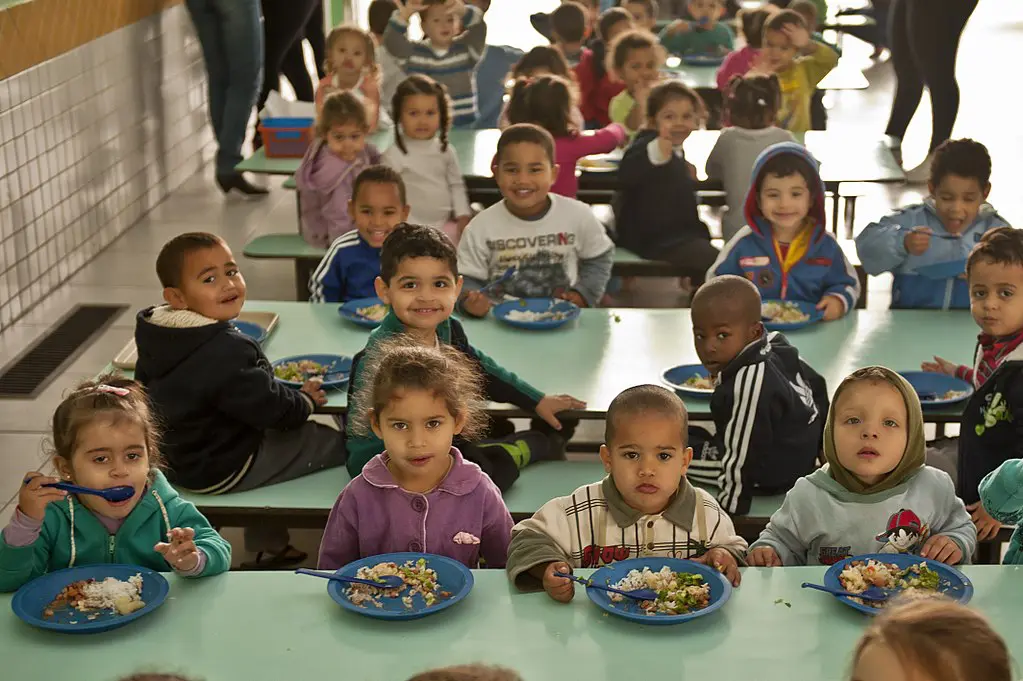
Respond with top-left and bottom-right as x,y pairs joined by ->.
555,572 -> 659,601
479,267 -> 517,298
801,582 -> 891,602
24,479 -> 135,503
295,568 -> 404,590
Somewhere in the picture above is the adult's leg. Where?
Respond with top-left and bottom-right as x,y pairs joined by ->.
212,0 -> 263,178
258,0 -> 319,113
306,2 -> 327,80
883,0 -> 923,142
184,0 -> 229,144
280,42 -> 316,102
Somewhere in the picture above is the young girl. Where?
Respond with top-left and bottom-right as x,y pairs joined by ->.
576,7 -> 631,128
498,46 -> 585,131
315,25 -> 384,132
607,29 -> 664,140
381,75 -> 470,244
0,377 -> 231,592
748,366 -> 977,567
296,91 -> 382,248
318,341 -> 513,570
850,599 -> 1012,681
505,75 -> 625,199
706,74 -> 794,240
715,6 -> 777,91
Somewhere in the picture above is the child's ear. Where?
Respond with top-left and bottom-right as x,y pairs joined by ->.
679,446 -> 694,476
599,444 -> 613,473
454,275 -> 464,299
982,183 -> 991,201
369,409 -> 383,439
163,287 -> 188,310
452,409 -> 467,436
551,163 -> 560,184
348,199 -> 357,221
374,276 -> 390,304
750,321 -> 765,342
927,181 -> 936,198
400,204 -> 411,221
53,456 -> 72,481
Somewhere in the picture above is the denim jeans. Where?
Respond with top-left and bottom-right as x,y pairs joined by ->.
185,0 -> 263,176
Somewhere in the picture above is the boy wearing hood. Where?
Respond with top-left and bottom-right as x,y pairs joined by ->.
708,141 -> 860,318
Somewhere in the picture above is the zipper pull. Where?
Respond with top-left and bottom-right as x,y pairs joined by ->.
108,535 -> 115,561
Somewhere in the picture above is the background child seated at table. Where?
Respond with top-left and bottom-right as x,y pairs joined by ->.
498,46 -> 585,131
309,165 -> 410,303
856,139 -> 1009,310
457,124 -> 614,317
613,81 -> 716,290
345,223 -> 585,490
850,599 -> 1013,681
608,29 -> 663,140
407,665 -> 522,681
383,0 -> 488,128
576,8 -> 631,128
748,366 -> 975,567
708,74 -> 793,241
980,459 -> 1023,564
382,75 -> 471,244
551,2 -> 591,68
505,75 -> 625,199
315,25 -> 383,132
620,0 -> 658,31
659,0 -> 735,57
708,142 -> 860,320
369,0 -> 405,107
506,384 -> 747,601
296,91 -> 382,248
687,276 -> 828,514
136,233 -> 344,569
923,228 -> 1023,543
319,341 -> 513,570
0,376 -> 231,592
716,6 -> 776,91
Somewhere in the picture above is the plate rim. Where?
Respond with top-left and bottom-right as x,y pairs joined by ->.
271,353 -> 353,389
897,370 -> 974,406
338,297 -> 387,328
661,363 -> 714,395
230,319 -> 268,344
761,299 -> 823,330
492,298 -> 581,329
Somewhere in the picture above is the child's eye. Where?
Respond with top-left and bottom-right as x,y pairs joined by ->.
92,455 -> 108,464
693,333 -> 704,340
402,282 -> 417,289
227,269 -> 239,277
1000,289 -> 1014,299
972,289 -> 986,299
202,275 -> 215,284
844,416 -> 860,425
434,281 -> 448,288
717,332 -> 729,340
392,422 -> 408,431
883,419 -> 899,428
126,452 -> 143,461
658,452 -> 673,461
623,451 -> 639,460
426,419 -> 441,429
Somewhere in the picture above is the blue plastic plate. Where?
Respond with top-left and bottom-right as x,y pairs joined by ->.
578,153 -> 621,173
762,299 -> 824,331
231,320 -> 267,344
11,564 -> 169,634
823,553 -> 973,616
586,557 -> 731,625
682,53 -> 725,66
338,297 -> 388,329
898,371 -> 973,407
327,553 -> 474,621
271,353 -> 352,390
661,364 -> 714,397
492,298 -> 581,330
914,259 -> 967,280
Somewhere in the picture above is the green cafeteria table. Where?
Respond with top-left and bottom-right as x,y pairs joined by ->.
3,567 -> 1019,681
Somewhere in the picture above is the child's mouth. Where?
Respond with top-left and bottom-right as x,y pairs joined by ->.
408,455 -> 434,467
636,483 -> 659,494
857,448 -> 879,459
512,188 -> 535,199
220,294 -> 240,304
412,306 -> 441,316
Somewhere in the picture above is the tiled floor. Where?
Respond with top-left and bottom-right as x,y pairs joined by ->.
0,1 -> 1020,557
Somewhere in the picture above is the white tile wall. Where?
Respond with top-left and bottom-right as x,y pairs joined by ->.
0,4 -> 215,332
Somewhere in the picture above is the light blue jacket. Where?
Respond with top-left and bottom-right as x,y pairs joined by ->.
979,459 -> 1023,565
855,200 -> 1009,309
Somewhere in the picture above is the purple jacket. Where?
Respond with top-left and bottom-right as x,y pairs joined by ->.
295,139 -> 381,248
317,448 -> 513,570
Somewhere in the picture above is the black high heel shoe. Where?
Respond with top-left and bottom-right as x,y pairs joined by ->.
216,173 -> 269,196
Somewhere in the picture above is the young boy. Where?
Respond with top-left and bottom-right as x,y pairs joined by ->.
136,233 -> 344,568
551,2 -> 591,68
856,139 -> 1009,310
383,0 -> 487,127
659,0 -> 735,57
506,384 -> 747,601
708,142 -> 860,319
758,9 -> 837,135
458,124 -> 614,318
620,0 -> 658,31
688,275 -> 829,515
576,7 -> 632,127
369,0 -> 405,106
309,165 -> 410,303
344,223 -> 587,490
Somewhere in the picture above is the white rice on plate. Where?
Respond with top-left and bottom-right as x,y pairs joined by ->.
608,566 -> 711,615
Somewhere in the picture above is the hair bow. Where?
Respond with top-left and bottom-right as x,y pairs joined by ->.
95,384 -> 130,397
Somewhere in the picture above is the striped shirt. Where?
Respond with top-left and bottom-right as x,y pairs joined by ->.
308,232 -> 382,303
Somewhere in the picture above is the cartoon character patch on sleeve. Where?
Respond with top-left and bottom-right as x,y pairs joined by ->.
875,508 -> 929,554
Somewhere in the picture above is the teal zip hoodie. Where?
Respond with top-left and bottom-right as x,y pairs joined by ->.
979,459 -> 1023,565
0,471 -> 231,592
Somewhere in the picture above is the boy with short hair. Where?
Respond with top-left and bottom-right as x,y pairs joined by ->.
344,223 -> 587,490
136,233 -> 344,567
659,0 -> 735,57
856,139 -> 1010,310
551,2 -> 591,67
621,0 -> 658,31
369,0 -> 406,106
458,124 -> 614,318
507,384 -> 747,601
709,142 -> 860,319
309,165 -> 410,303
688,275 -> 829,515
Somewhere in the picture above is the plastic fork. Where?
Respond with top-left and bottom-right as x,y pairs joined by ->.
479,267 -> 517,298
555,572 -> 659,601
295,568 -> 404,590
25,479 -> 135,503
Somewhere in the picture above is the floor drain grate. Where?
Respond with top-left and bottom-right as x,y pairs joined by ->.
0,305 -> 127,399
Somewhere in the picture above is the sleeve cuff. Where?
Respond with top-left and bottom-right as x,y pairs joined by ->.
174,549 -> 208,577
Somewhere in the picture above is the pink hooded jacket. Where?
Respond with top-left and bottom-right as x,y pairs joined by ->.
295,139 -> 381,248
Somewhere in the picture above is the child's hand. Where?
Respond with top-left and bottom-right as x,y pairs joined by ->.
966,501 -> 1003,542
400,0 -> 423,20
747,546 -> 782,567
18,472 -> 67,521
695,547 -> 741,587
155,527 -> 201,572
444,0 -> 465,15
535,394 -> 587,431
558,290 -> 588,308
461,291 -> 492,317
816,295 -> 844,321
782,23 -> 811,49
921,356 -> 958,376
454,215 -> 471,239
301,378 -> 328,406
904,227 -> 932,256
920,534 -> 963,565
543,561 -> 575,603
667,19 -> 691,35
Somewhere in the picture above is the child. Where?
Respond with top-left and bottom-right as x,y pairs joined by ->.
850,599 -> 1012,681
458,124 -> 615,318
315,25 -> 382,131
136,233 -> 344,568
369,0 -> 406,107
748,366 -> 975,566
856,139 -> 1009,310
688,276 -> 829,515
408,666 -> 522,681
788,0 -> 841,131
923,228 -> 1023,540
659,0 -> 735,57
980,459 -> 1023,564
319,341 -> 513,570
382,74 -> 471,244
308,165 -> 410,303
506,384 -> 747,601
758,10 -> 837,135
716,6 -> 776,91
344,223 -> 586,490
0,376 -> 231,591
708,142 -> 861,319
707,74 -> 794,240
613,81 -> 717,285
383,0 -> 488,127
576,7 -> 632,127
296,91 -> 383,248
620,0 -> 658,31
551,2 -> 591,67
608,29 -> 664,140
505,75 -> 626,199
499,47 -> 585,131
